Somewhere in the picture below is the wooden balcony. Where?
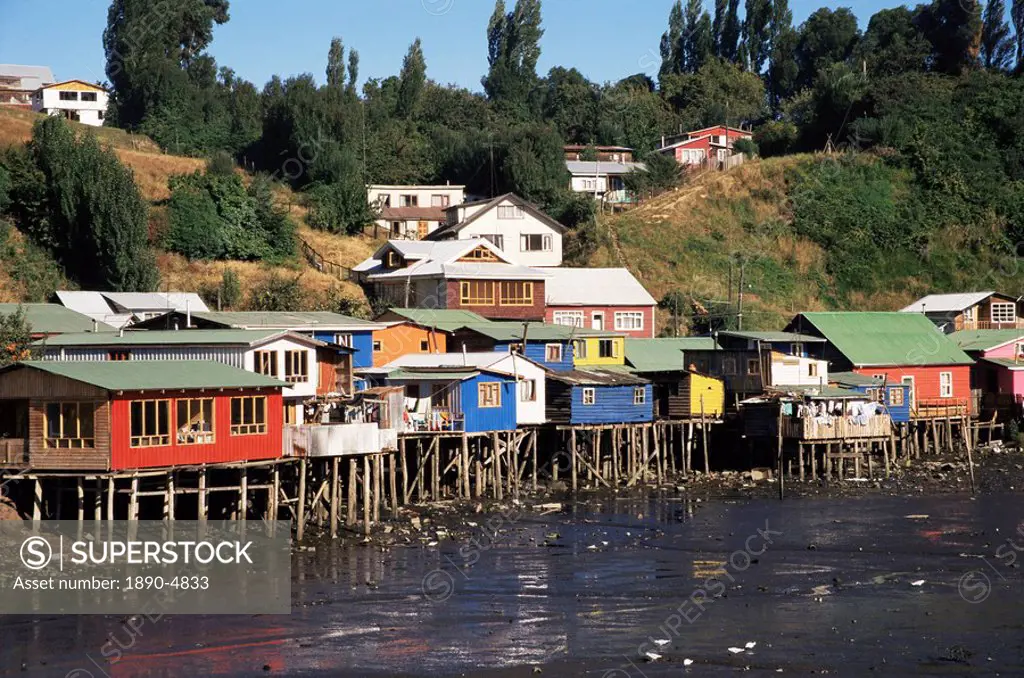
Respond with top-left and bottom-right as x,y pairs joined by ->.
781,414 -> 892,441
956,319 -> 1024,330
911,398 -> 969,420
407,408 -> 465,432
0,438 -> 27,466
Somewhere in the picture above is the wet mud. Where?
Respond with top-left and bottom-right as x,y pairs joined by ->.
4,449 -> 1024,677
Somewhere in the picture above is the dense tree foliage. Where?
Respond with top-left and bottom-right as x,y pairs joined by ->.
0,306 -> 33,367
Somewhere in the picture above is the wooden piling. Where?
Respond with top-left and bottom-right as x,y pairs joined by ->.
296,458 -> 307,541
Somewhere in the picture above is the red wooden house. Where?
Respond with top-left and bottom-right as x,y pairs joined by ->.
785,312 -> 975,417
354,239 -> 548,321
657,125 -> 752,168
0,360 -> 287,471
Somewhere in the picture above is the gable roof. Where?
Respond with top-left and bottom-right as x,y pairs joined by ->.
357,239 -> 548,281
380,206 -> 447,222
384,351 -> 540,375
35,329 -> 324,349
718,331 -> 826,343
2,360 -> 288,392
37,79 -> 106,92
980,357 -> 1024,371
949,329 -> 1024,353
544,268 -> 657,306
140,310 -> 378,332
789,312 -> 974,367
377,308 -> 491,332
901,291 -> 1002,313
0,65 -> 55,91
566,160 -> 646,176
625,337 -> 719,372
0,303 -> 114,335
457,322 -> 618,342
547,368 -> 649,386
383,366 -> 513,381
428,193 -> 567,240
55,290 -> 209,328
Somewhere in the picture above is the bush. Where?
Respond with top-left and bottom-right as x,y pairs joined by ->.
0,221 -> 67,302
206,151 -> 237,177
248,274 -> 306,311
166,184 -> 225,259
0,164 -> 10,213
754,120 -> 799,157
0,306 -> 33,367
733,138 -> 759,158
219,268 -> 241,309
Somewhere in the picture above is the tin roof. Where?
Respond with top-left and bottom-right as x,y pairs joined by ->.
458,322 -> 616,342
901,292 -> 999,313
789,312 -> 974,367
718,331 -> 826,343
378,308 -> 491,331
980,357 -> 1024,371
949,329 -> 1024,352
188,311 -> 377,330
625,337 -> 718,372
4,361 -> 288,391
547,368 -> 649,386
0,303 -> 115,335
35,329 -> 321,348
543,268 -> 656,306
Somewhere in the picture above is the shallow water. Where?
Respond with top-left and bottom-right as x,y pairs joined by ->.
3,493 -> 1024,677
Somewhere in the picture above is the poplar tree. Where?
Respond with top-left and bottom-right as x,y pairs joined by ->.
980,0 -> 1015,70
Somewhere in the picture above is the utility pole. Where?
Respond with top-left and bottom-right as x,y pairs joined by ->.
736,257 -> 746,331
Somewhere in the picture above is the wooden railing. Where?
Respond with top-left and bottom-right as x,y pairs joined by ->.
781,415 -> 892,441
956,319 -> 1024,330
300,238 -> 353,282
0,438 -> 27,466
911,398 -> 969,419
407,408 -> 465,432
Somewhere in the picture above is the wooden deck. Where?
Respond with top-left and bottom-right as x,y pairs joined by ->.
911,398 -> 969,420
781,415 -> 892,441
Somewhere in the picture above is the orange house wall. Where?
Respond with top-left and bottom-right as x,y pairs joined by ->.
373,323 -> 448,367
852,365 -> 971,414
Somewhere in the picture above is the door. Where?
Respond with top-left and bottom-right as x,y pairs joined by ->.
417,221 -> 429,239
591,312 -> 605,331
902,376 -> 916,412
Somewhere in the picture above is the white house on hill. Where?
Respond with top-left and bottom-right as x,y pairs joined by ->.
32,80 -> 108,127
427,193 -> 565,267
367,184 -> 466,239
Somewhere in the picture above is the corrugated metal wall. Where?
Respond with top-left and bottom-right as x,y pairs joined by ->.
460,374 -> 516,432
45,347 -> 244,368
570,384 -> 653,425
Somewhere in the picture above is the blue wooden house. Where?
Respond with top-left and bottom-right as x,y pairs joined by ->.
830,372 -> 911,423
546,368 -> 653,425
450,323 -> 621,372
380,366 -> 518,433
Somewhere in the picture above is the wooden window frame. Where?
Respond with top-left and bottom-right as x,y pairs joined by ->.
43,402 -> 96,449
545,344 -> 563,363
459,247 -> 501,262
478,382 -> 502,409
498,281 -> 534,306
598,339 -> 617,359
790,342 -> 804,356
575,340 -> 589,360
129,399 -> 171,448
176,398 -> 215,446
722,358 -> 737,375
459,280 -> 495,305
373,340 -> 383,352
633,387 -> 646,405
519,234 -> 551,252
939,371 -> 953,398
420,339 -> 430,352
746,358 -> 760,375
231,396 -> 268,436
582,387 -> 596,405
552,311 -> 584,327
614,312 -> 644,331
520,379 -> 537,402
991,302 -> 1017,324
497,205 -> 523,219
808,362 -> 819,378
254,350 -> 278,377
888,387 -> 905,406
284,350 -> 309,384
333,333 -> 352,347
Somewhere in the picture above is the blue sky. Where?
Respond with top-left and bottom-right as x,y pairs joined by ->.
2,0 -> 899,91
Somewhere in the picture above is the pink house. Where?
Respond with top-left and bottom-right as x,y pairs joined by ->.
951,329 -> 1024,407
657,125 -> 752,168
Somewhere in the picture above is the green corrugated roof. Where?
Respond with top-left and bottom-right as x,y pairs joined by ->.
794,312 -> 974,367
382,308 -> 491,331
191,311 -> 377,328
949,329 -> 1024,352
980,357 -> 1024,370
10,361 -> 288,391
719,331 -> 826,343
829,371 -> 883,387
459,322 -> 615,341
385,368 -> 481,381
625,337 -> 718,372
772,384 -> 866,399
0,303 -> 115,334
36,329 -> 293,347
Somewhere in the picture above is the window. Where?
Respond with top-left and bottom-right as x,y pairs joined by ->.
98,111 -> 105,120
808,362 -> 819,378
889,387 -> 905,406
552,311 -> 584,327
598,339 -> 618,359
479,382 -> 502,408
284,404 -> 298,425
865,388 -> 881,402
333,333 -> 352,347
81,92 -> 98,102
59,91 -> 79,101
400,194 -> 419,207
520,379 -> 537,402
108,350 -> 130,361
373,340 -> 383,352
633,387 -> 646,405
44,402 -> 95,448
499,281 -> 534,306
790,343 -> 804,356
420,339 -> 430,352
431,194 -> 450,208
379,194 -> 392,207
991,302 -> 1017,324
284,350 -> 309,383
478,234 -> 504,250
460,281 -> 495,305
545,344 -> 564,363
574,340 -> 589,360
520,234 -> 552,252
939,371 -> 953,398
231,396 -> 267,435
460,246 -> 501,262
614,312 -> 644,332
385,250 -> 403,268
722,358 -> 737,375
497,205 -> 523,219
254,350 -> 278,377
746,359 -> 760,375
582,388 -> 596,405
177,398 -> 214,445
130,400 -> 171,447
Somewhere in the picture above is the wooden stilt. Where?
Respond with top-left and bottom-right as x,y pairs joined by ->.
93,479 -> 102,521
32,478 -> 42,521
106,476 -> 114,520
198,467 -> 208,520
362,455 -> 371,535
570,429 -> 578,492
374,454 -> 383,523
531,431 -> 538,492
238,467 -> 246,522
270,464 -> 280,521
347,458 -> 357,526
330,456 -> 339,538
76,477 -> 84,521
296,458 -> 307,541
389,453 -> 399,518
462,433 -> 471,498
129,476 -> 139,521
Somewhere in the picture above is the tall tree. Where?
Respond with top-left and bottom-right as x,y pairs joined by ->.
660,1 -> 686,80
683,0 -> 714,73
856,7 -> 931,76
483,0 -> 544,118
796,8 -> 860,88
981,0 -> 1015,70
713,0 -> 729,56
347,49 -> 360,93
915,0 -> 984,75
326,37 -> 346,89
743,0 -> 773,72
767,0 -> 798,106
1014,0 -> 1024,69
397,38 -> 427,118
721,0 -> 743,62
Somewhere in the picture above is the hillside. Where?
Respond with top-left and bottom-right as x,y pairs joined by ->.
593,154 -> 1024,333
0,108 -> 376,311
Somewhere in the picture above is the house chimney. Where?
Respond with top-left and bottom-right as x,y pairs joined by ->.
173,319 -> 179,331
118,326 -> 124,338
91,319 -> 98,333
185,299 -> 191,328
